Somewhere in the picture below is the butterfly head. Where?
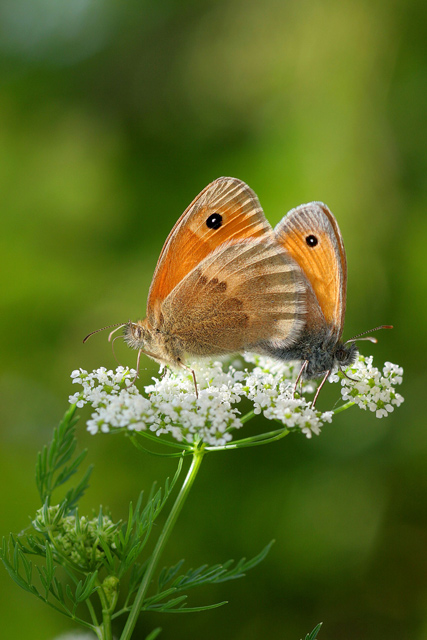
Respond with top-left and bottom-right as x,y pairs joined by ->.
302,332 -> 358,378
334,340 -> 358,368
123,320 -> 153,351
336,325 -> 393,371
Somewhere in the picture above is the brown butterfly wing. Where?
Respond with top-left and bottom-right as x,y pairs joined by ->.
159,239 -> 306,357
274,202 -> 347,340
146,177 -> 273,325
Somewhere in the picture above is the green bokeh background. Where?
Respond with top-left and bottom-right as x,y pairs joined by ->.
0,1 -> 425,638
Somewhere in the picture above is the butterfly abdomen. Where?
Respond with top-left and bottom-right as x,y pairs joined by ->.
261,328 -> 358,378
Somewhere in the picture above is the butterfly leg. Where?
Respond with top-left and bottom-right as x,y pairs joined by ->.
311,369 -> 331,408
131,348 -> 144,384
160,365 -> 170,380
178,361 -> 199,399
110,335 -> 124,368
339,367 -> 359,383
293,360 -> 309,398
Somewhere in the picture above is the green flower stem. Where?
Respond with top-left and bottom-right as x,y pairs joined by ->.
133,429 -> 194,451
240,409 -> 256,424
206,427 -> 290,452
85,598 -> 100,630
129,434 -> 191,458
119,445 -> 205,640
333,401 -> 355,415
96,580 -> 113,640
100,606 -> 113,640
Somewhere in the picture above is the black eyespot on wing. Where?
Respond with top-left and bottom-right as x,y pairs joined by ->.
206,213 -> 223,230
306,234 -> 318,247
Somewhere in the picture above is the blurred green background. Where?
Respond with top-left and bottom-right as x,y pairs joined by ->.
0,0 -> 426,638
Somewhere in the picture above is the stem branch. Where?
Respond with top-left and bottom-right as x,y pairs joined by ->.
333,401 -> 355,415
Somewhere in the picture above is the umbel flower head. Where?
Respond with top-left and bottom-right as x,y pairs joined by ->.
33,504 -> 119,573
329,355 -> 404,417
69,354 -> 404,447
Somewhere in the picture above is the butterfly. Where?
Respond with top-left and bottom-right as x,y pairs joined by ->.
85,177 -> 389,402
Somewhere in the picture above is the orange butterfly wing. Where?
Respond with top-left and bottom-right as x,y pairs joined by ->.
146,177 -> 273,323
274,202 -> 347,340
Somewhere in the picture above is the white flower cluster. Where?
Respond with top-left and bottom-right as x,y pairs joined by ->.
69,354 -> 403,446
329,355 -> 404,418
234,355 -> 331,438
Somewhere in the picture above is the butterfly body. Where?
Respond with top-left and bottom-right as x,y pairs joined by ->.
262,200 -> 358,383
124,236 -> 307,367
111,178 -> 367,398
260,326 -> 357,378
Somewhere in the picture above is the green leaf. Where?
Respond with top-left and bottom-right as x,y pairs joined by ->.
1,529 -> 96,626
76,571 -> 99,603
145,628 -> 162,640
65,464 -> 94,512
52,577 -> 65,604
19,548 -> 33,584
146,597 -> 228,613
20,534 -> 46,556
158,559 -> 185,591
36,565 -> 49,597
144,541 -> 273,617
36,405 -> 92,509
115,458 -> 184,581
66,581 -> 78,604
146,594 -> 188,610
127,558 -> 149,599
216,540 -> 275,582
157,541 -> 274,596
303,623 -> 322,640
1,539 -> 37,595
143,587 -> 179,608
45,542 -> 54,580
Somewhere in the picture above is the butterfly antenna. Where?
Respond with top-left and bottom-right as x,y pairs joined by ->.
83,322 -> 126,343
344,325 -> 393,345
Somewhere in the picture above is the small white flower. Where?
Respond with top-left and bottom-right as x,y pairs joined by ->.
376,409 -> 388,418
331,355 -> 404,418
70,354 -> 403,446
